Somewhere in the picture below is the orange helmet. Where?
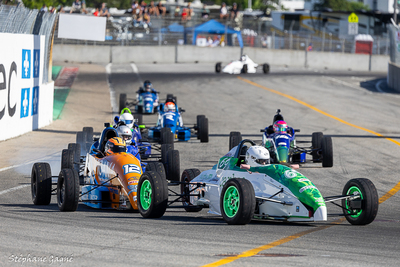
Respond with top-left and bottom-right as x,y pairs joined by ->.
105,137 -> 126,155
164,102 -> 176,112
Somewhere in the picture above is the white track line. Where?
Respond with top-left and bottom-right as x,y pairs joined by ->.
130,63 -> 142,84
0,152 -> 58,173
0,184 -> 30,196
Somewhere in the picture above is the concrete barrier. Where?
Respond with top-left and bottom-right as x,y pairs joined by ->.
53,44 -> 389,71
53,44 -> 111,64
388,62 -> 400,92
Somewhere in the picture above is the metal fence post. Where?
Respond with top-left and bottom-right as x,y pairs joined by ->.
272,31 -> 275,49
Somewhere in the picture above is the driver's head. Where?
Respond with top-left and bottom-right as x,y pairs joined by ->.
273,120 -> 287,134
164,101 -> 176,112
117,125 -> 132,145
245,146 -> 270,167
105,137 -> 126,155
144,80 -> 152,92
120,112 -> 134,128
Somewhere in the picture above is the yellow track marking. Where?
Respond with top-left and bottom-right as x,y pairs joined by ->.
202,77 -> 400,267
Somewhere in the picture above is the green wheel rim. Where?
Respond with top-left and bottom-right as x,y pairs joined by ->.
346,186 -> 363,218
140,180 -> 152,210
223,185 -> 240,218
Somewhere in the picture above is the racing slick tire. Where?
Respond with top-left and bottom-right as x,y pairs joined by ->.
146,162 -> 166,180
196,115 -> 205,139
263,63 -> 270,74
198,116 -> 209,143
341,178 -> 378,225
241,64 -> 248,74
181,169 -> 202,212
57,168 -> 79,212
229,131 -> 242,150
119,93 -> 127,112
31,163 -> 52,205
138,171 -> 168,218
162,129 -> 174,145
215,62 -> 222,73
166,150 -> 180,182
161,144 -> 174,164
136,113 -> 143,125
321,136 -> 333,167
312,132 -> 323,162
76,131 -> 87,155
166,94 -> 173,100
220,178 -> 255,225
83,127 -> 93,143
66,143 -> 81,175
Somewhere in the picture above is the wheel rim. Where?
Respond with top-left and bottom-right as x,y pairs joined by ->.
345,186 -> 363,218
223,185 -> 240,218
140,180 -> 152,210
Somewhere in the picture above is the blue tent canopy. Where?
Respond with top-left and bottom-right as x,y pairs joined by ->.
192,19 -> 243,48
161,22 -> 186,33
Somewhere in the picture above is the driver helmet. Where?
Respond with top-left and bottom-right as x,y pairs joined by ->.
120,112 -> 134,129
164,101 -> 176,112
245,146 -> 270,167
117,125 -> 132,145
105,137 -> 126,155
144,80 -> 153,92
273,120 -> 288,134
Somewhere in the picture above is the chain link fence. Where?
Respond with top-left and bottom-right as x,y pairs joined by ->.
0,4 -> 57,83
51,13 -> 389,56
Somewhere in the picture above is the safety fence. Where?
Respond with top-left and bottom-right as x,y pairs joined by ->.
51,14 -> 390,56
0,4 -> 57,83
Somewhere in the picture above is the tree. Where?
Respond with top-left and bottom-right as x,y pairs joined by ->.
314,0 -> 370,12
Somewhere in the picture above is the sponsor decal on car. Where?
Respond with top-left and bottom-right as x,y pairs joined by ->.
299,185 -> 317,193
123,164 -> 141,175
284,170 -> 299,179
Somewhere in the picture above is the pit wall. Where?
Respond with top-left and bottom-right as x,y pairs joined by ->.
53,44 -> 388,72
0,33 -> 53,141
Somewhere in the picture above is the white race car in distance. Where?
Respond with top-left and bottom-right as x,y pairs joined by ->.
215,55 -> 270,74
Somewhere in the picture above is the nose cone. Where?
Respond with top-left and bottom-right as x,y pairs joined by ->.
313,206 -> 327,221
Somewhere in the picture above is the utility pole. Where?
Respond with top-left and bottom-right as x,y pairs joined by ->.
395,0 -> 398,24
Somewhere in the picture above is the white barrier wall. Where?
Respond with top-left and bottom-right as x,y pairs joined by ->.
53,44 -> 389,71
0,33 -> 53,141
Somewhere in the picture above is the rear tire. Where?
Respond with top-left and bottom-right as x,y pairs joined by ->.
242,64 -> 248,74
146,162 -> 166,180
83,127 -> 93,143
181,169 -> 202,212
198,117 -> 209,143
220,178 -> 255,225
342,178 -> 378,225
31,163 -> 52,205
196,115 -> 205,139
57,168 -> 79,212
119,93 -> 127,112
263,63 -> 270,74
166,150 -> 180,182
137,171 -> 168,218
215,62 -> 222,73
322,136 -> 333,167
229,131 -> 242,150
312,132 -> 323,162
161,144 -> 173,164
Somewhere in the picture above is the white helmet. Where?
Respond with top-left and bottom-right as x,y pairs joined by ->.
117,125 -> 132,145
120,113 -> 134,128
245,146 -> 270,167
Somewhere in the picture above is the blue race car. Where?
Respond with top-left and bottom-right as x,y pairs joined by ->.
119,80 -> 159,114
147,97 -> 209,143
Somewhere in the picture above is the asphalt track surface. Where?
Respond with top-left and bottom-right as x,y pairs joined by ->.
1,63 -> 400,266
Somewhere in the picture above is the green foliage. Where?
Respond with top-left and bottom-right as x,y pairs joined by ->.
314,0 -> 370,12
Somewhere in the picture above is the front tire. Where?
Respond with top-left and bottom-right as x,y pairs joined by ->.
220,178 -> 255,225
229,131 -> 242,150
342,178 -> 378,225
166,150 -> 180,182
322,136 -> 333,167
198,116 -> 209,143
311,132 -> 323,162
57,168 -> 79,211
161,143 -> 174,165
263,63 -> 270,74
181,169 -> 202,212
146,162 -> 166,180
137,171 -> 168,218
31,163 -> 52,205
215,62 -> 222,73
242,64 -> 248,74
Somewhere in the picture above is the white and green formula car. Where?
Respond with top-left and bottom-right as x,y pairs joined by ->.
176,139 -> 378,225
